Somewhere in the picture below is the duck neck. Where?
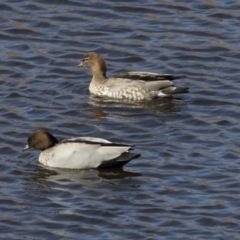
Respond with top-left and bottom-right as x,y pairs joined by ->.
91,62 -> 107,84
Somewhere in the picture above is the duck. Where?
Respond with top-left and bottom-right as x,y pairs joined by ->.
78,52 -> 188,101
23,130 -> 140,169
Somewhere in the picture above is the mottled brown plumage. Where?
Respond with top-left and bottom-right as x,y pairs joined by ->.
78,52 -> 188,101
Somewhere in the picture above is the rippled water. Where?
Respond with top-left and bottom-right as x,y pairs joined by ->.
1,0 -> 240,239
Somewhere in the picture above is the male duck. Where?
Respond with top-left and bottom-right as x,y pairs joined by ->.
23,130 -> 140,169
78,52 -> 188,101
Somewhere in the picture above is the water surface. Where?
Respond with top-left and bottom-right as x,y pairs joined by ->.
1,0 -> 240,239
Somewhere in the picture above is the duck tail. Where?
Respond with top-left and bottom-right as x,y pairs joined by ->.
98,153 -> 141,168
162,86 -> 189,95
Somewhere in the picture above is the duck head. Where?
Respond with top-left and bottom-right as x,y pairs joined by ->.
78,52 -> 107,78
23,130 -> 59,151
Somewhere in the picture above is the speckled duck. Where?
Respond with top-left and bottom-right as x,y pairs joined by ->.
78,52 -> 188,101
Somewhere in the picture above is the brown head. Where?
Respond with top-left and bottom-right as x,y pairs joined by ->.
78,52 -> 107,78
23,130 -> 59,151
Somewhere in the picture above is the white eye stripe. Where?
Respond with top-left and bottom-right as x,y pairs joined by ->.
84,57 -> 89,61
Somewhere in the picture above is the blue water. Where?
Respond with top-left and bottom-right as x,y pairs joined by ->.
1,0 -> 240,239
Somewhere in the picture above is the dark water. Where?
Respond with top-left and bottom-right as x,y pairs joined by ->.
1,0 -> 240,239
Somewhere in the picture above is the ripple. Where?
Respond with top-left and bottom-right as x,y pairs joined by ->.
0,0 -> 240,239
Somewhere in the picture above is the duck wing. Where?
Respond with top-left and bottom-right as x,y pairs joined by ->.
61,137 -> 112,144
60,137 -> 134,148
113,71 -> 177,81
48,140 -> 136,169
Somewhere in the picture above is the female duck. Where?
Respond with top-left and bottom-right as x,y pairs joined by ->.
23,130 -> 140,169
78,52 -> 188,101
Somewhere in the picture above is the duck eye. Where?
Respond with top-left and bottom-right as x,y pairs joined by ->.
83,57 -> 89,62
32,137 -> 35,141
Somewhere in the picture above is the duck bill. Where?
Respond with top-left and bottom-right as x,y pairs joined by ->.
22,144 -> 30,152
78,62 -> 83,67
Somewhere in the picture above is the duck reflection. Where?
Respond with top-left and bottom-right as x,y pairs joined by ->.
87,95 -> 188,115
25,165 -> 141,189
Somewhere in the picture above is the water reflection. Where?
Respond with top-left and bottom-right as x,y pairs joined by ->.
24,165 -> 141,189
87,95 -> 188,115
